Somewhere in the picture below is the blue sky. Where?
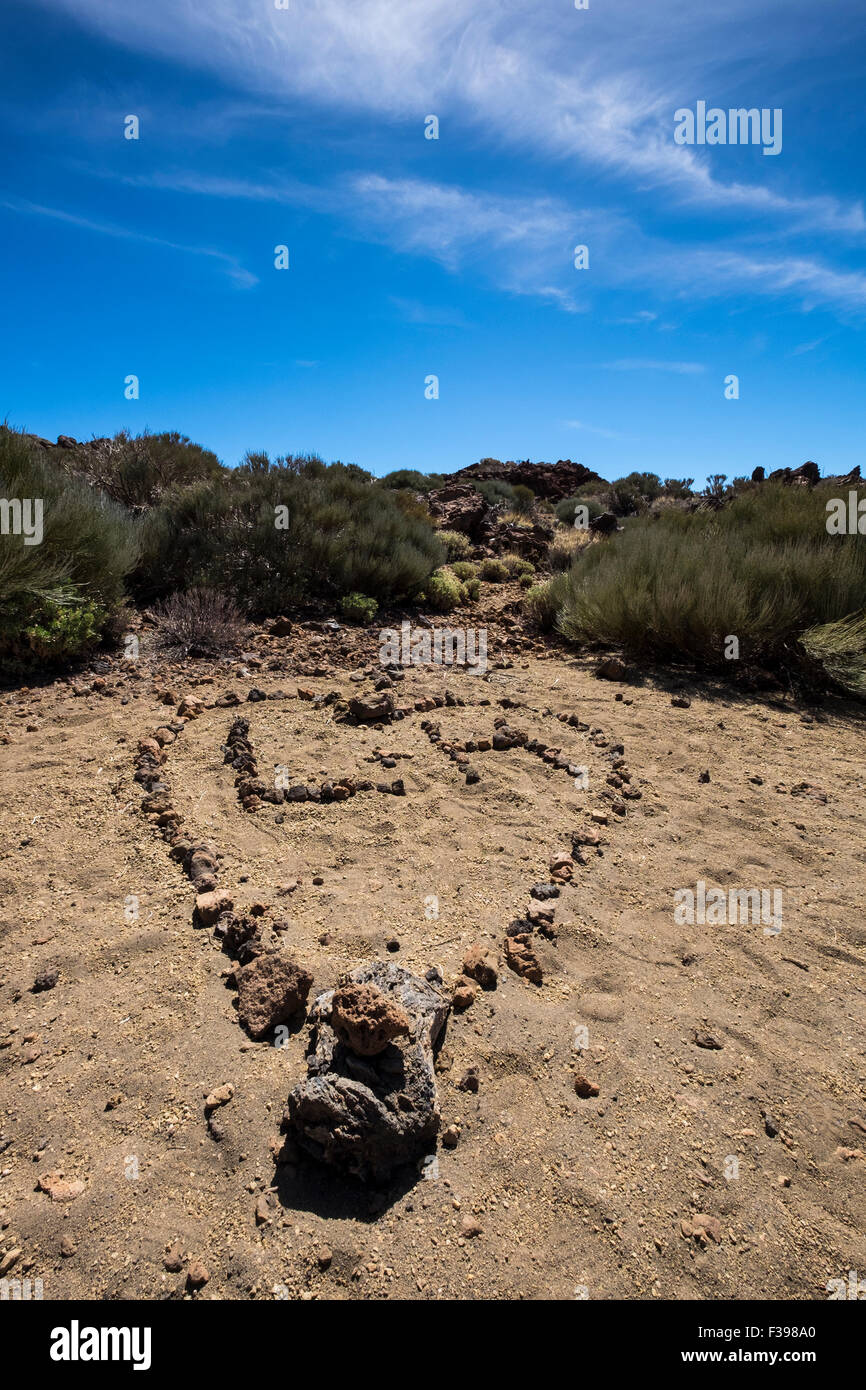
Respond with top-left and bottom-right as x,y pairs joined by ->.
1,0 -> 864,485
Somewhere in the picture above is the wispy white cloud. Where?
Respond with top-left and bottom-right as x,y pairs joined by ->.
44,0 -> 866,237
789,337 -> 828,356
602,358 -> 706,374
0,196 -> 258,287
388,296 -> 470,327
563,419 -> 627,439
85,162 -> 866,318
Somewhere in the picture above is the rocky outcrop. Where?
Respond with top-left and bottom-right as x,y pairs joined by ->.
425,483 -> 491,537
286,960 -> 450,1181
453,458 -> 604,501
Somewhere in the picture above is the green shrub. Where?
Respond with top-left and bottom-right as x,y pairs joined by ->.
379,469 -> 445,493
134,460 -> 445,613
479,558 -> 509,582
613,471 -> 663,504
519,572 -> 534,589
0,426 -> 139,667
463,577 -> 481,602
502,553 -> 535,578
69,429 -> 224,508
800,610 -> 866,697
21,591 -> 105,663
339,591 -> 379,625
476,479 -> 518,508
425,567 -> 464,612
511,484 -> 535,515
523,576 -> 568,630
552,482 -> 866,678
555,495 -> 604,525
439,529 -> 472,562
450,560 -> 477,582
663,477 -> 694,499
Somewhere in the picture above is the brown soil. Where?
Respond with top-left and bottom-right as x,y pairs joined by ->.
1,603 -> 865,1301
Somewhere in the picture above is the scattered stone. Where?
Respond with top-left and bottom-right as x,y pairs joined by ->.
32,968 -> 59,993
195,890 -> 233,929
693,1029 -> 722,1050
834,1146 -> 865,1163
574,1074 -> 600,1099
530,881 -> 559,901
38,1171 -> 85,1202
349,692 -> 395,722
460,1216 -> 482,1238
163,1241 -> 184,1273
60,1235 -> 76,1258
177,696 -> 204,719
457,1066 -> 480,1093
204,1083 -> 234,1112
671,695 -> 691,709
762,1109 -> 779,1138
452,978 -> 478,1011
236,952 -> 313,1040
442,1125 -> 460,1149
328,981 -> 411,1057
462,944 -> 498,990
595,657 -> 627,681
186,1260 -> 209,1291
680,1213 -> 722,1246
505,934 -> 543,984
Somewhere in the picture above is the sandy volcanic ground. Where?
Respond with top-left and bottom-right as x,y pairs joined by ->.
1,614 -> 865,1302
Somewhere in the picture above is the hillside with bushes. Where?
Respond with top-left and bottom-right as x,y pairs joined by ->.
2,425 -> 864,697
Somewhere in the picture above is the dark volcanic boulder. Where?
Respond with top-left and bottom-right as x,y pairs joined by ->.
426,483 -> 490,537
589,510 -> 619,535
286,960 -> 450,1181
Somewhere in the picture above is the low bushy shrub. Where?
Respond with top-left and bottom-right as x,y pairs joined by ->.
555,495 -> 604,525
479,558 -> 509,582
501,553 -> 535,578
379,469 -> 446,493
71,429 -> 224,508
0,426 -> 139,668
425,567 -> 465,612
553,482 -> 866,680
450,560 -> 477,582
134,460 -> 445,613
154,588 -> 246,657
439,530 -> 473,562
523,576 -> 568,630
511,484 -> 535,515
339,591 -> 378,625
